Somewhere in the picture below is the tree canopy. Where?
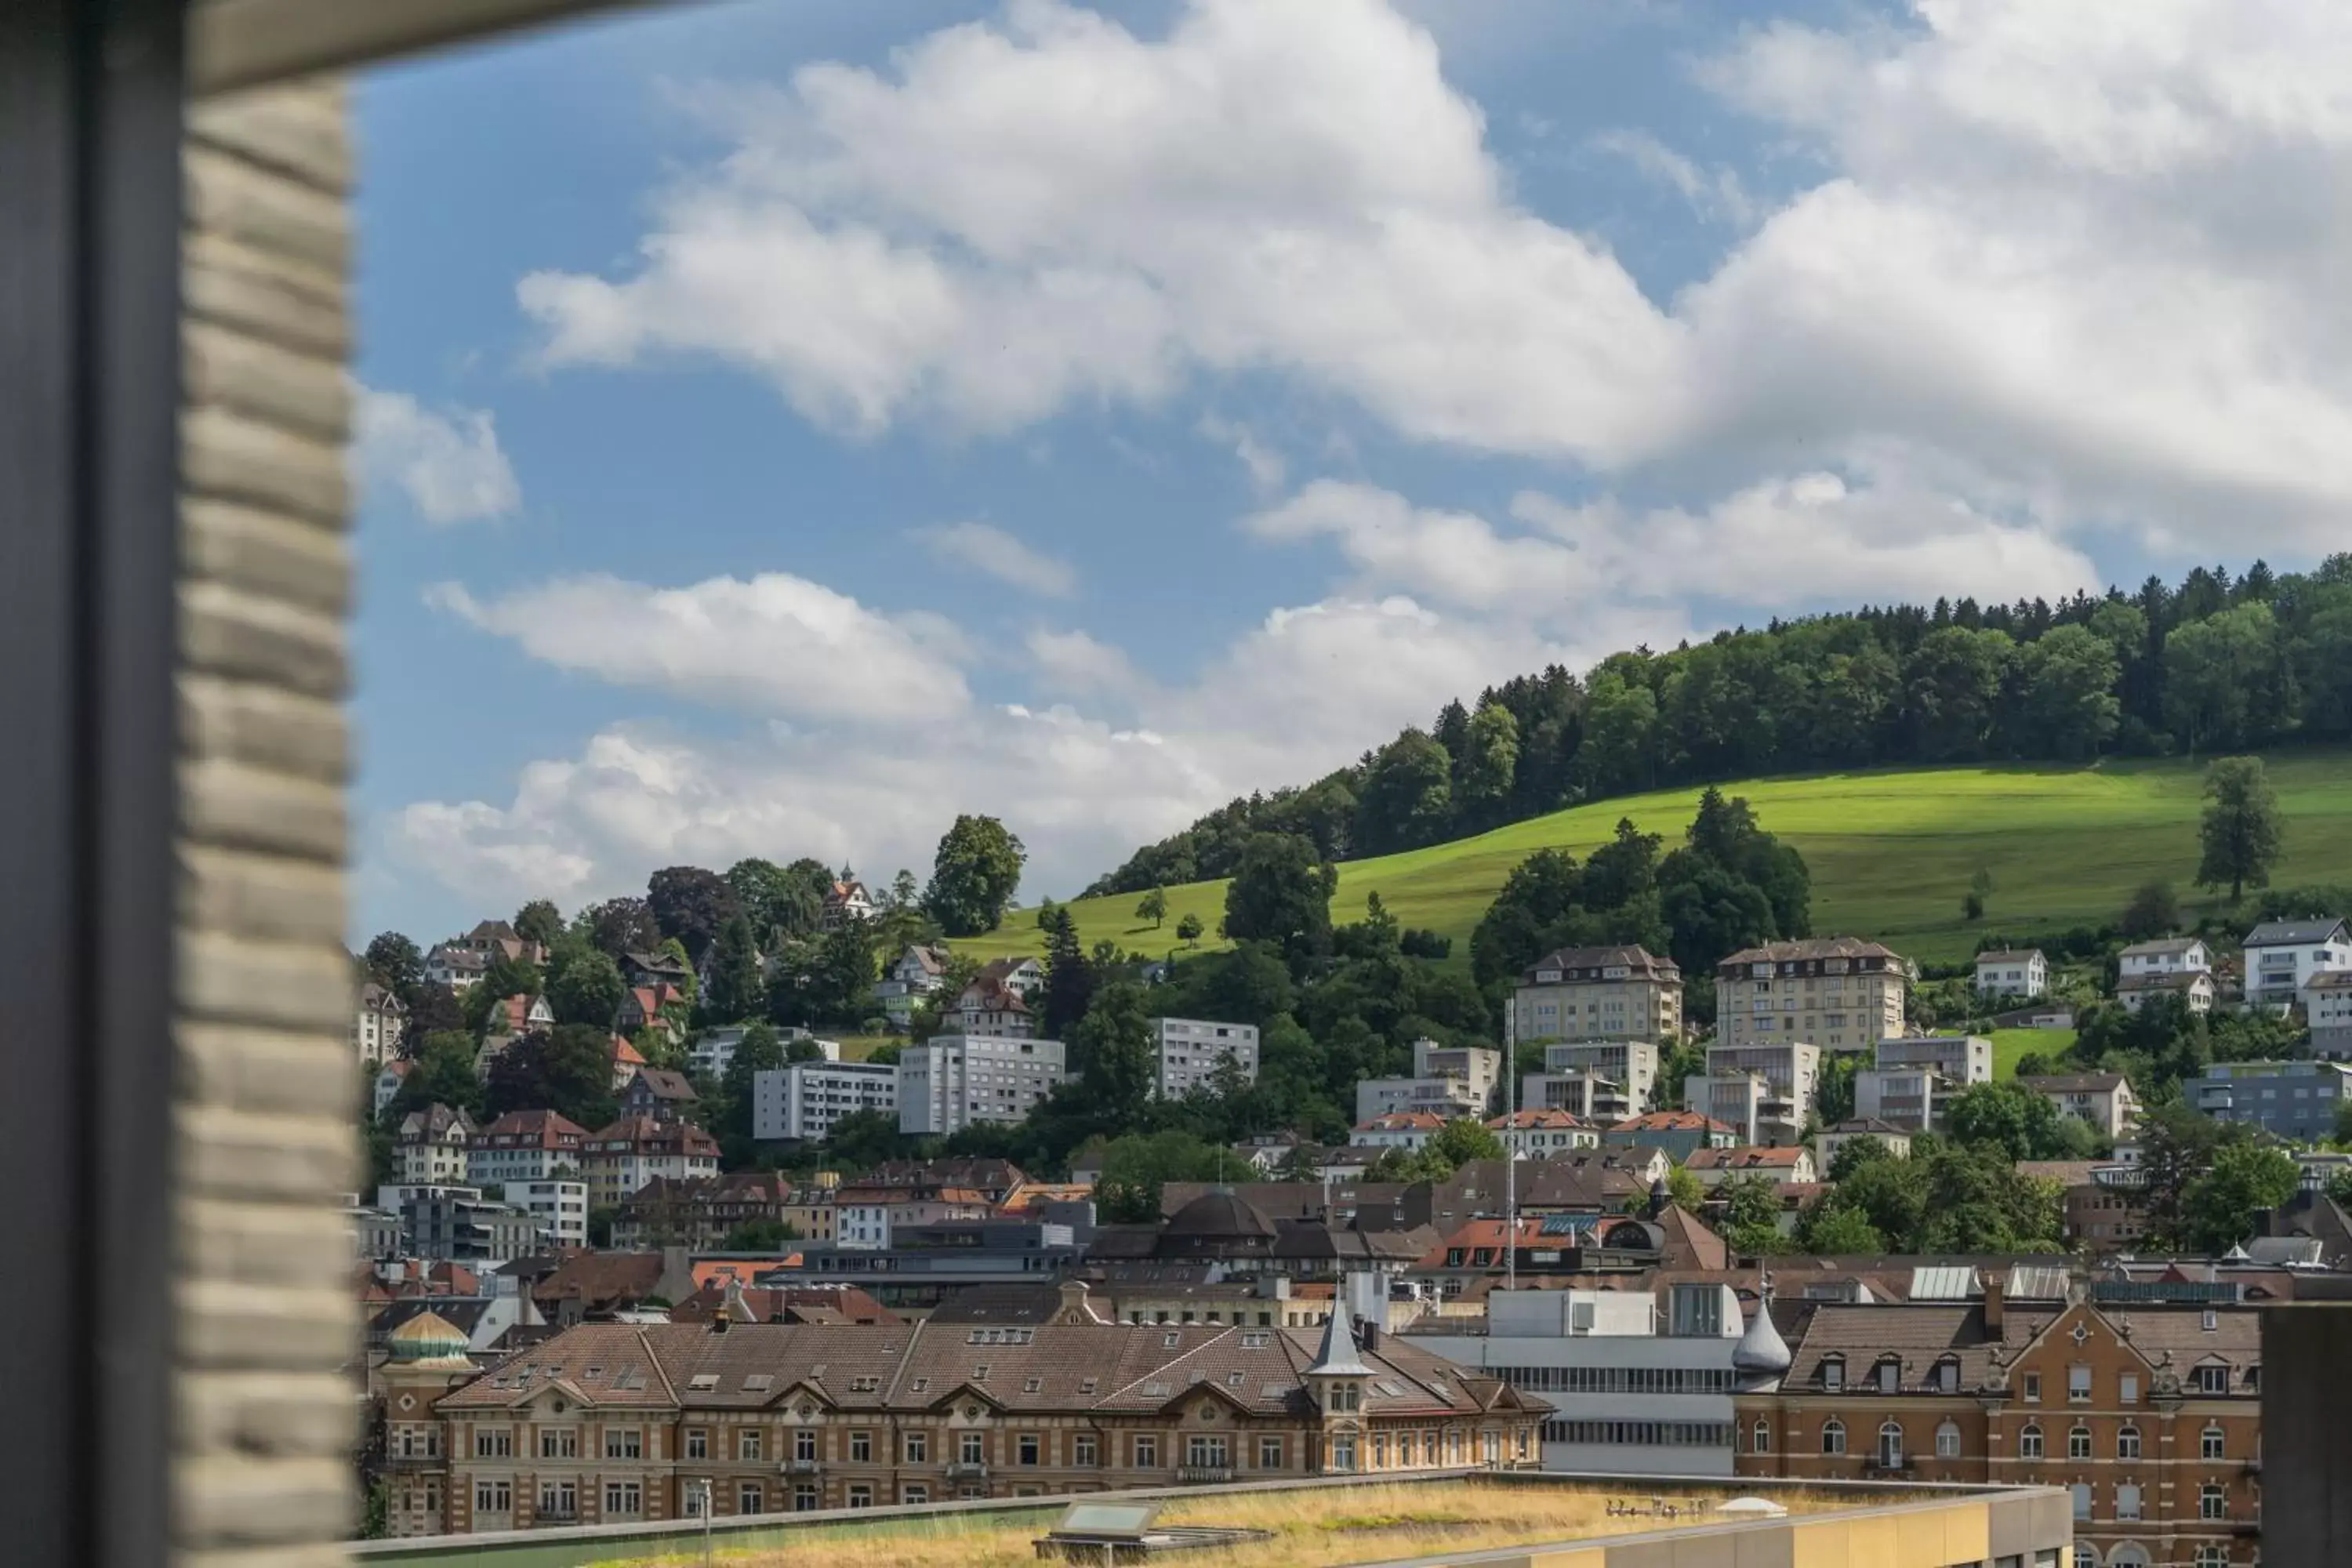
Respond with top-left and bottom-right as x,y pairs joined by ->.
924,815 -> 1027,936
2197,755 -> 2285,902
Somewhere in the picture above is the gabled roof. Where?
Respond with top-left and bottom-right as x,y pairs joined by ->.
1973,949 -> 2044,964
1687,1145 -> 1809,1170
2020,1073 -> 2130,1094
1610,1111 -> 1735,1134
630,1067 -> 700,1103
2119,970 -> 2212,992
1519,945 -> 1680,984
2118,935 -> 2205,957
2245,917 -> 2349,946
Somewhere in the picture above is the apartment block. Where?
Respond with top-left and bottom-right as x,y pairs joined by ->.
1715,938 -> 1909,1051
1519,1071 -> 1634,1124
466,1109 -> 589,1189
1152,1018 -> 1260,1098
1541,1040 -> 1661,1117
1355,1038 -> 1501,1124
753,1061 -> 900,1142
1505,946 -> 1683,1047
2242,916 -> 2352,1009
1687,1040 -> 1820,1145
508,1178 -> 590,1250
897,1035 -> 1068,1135
2307,971 -> 2352,1059
2189,1059 -> 2352,1143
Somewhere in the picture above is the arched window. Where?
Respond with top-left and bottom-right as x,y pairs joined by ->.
2069,1424 -> 2092,1460
1935,1420 -> 1961,1458
1821,1418 -> 1846,1456
2191,1548 -> 2228,1568
1751,1419 -> 1769,1455
2117,1425 -> 2140,1460
2201,1424 -> 2226,1461
2074,1546 -> 2101,1568
1877,1421 -> 1904,1468
2107,1548 -> 2151,1568
2019,1423 -> 2044,1459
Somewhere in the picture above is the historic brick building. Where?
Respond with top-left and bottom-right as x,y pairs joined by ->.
1730,1279 -> 2260,1566
383,1286 -> 1542,1536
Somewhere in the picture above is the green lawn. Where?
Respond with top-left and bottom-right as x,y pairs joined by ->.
953,749 -> 2352,971
1989,1028 -> 2078,1080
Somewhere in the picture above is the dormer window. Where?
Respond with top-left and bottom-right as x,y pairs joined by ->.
1821,1356 -> 1845,1392
1935,1357 -> 1960,1393
1876,1359 -> 1900,1393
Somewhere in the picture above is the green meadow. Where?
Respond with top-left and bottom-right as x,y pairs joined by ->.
953,750 -> 2352,971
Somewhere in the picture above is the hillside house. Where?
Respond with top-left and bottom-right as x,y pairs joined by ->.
622,947 -> 694,991
1485,1107 -> 1601,1156
2243,916 -> 2352,1009
1973,948 -> 2047,1000
1350,1110 -> 1447,1150
353,980 -> 407,1067
2118,969 -> 2215,1016
2116,935 -> 2212,980
821,879 -> 874,930
2307,971 -> 2352,1060
1685,1144 -> 1817,1188
1813,1118 -> 1913,1174
2019,1072 -> 2141,1139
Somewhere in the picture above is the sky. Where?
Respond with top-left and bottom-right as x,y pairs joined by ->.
350,0 -> 2352,945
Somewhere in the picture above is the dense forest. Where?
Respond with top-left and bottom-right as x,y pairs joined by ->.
1086,557 -> 2352,895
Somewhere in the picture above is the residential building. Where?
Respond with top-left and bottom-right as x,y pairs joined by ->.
897,1036 -> 1069,1135
686,1024 -> 836,1080
2241,916 -> 2352,1008
753,1060 -> 901,1142
506,1178 -> 590,1250
423,943 -> 488,992
1356,1038 -> 1502,1124
401,1303 -> 1544,1534
1874,1033 -> 1993,1086
1688,1040 -> 1820,1145
615,983 -> 684,1044
1504,946 -> 1682,1048
874,943 -> 953,1027
622,948 -> 694,991
1685,1145 -> 1817,1189
2017,1161 -> 2147,1251
397,1188 -> 540,1265
1813,1120 -> 1911,1175
1973,949 -> 2047,1000
374,1059 -> 413,1116
612,1172 -> 796,1250
1541,1040 -> 1661,1117
820,878 -> 874,930
354,980 -> 407,1066
1151,1018 -> 1260,1098
1602,1111 -> 1739,1163
2018,1073 -> 2141,1140
481,991 -> 554,1040
455,919 -> 550,968
2188,1059 -> 2352,1143
1714,938 -> 1911,1051
1411,1283 -> 1750,1475
2117,935 -> 2212,980
2118,968 -> 2216,1015
946,973 -> 1035,1038
1352,1111 -> 1448,1150
619,1066 -> 699,1123
833,1189 -> 894,1250
1518,1070 -> 1634,1123
1733,1287 -> 2261,1568
1486,1108 -> 1599,1157
398,1104 -> 477,1186
579,1116 -> 722,1207
2307,970 -> 2352,1059
466,1110 -> 588,1189
1852,1066 -> 1953,1134
608,1036 -> 648,1091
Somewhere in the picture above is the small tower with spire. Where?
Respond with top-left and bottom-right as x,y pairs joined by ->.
1732,1272 -> 1794,1394
1305,1306 -> 1372,1472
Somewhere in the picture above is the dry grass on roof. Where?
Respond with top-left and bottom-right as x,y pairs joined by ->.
604,1480 -> 1850,1568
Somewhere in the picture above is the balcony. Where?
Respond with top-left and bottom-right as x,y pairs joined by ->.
1178,1466 -> 1235,1485
946,1461 -> 989,1480
381,1451 -> 442,1468
783,1458 -> 822,1475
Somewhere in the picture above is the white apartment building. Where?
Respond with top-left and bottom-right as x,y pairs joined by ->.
2243,917 -> 2352,1009
1972,949 -> 2047,1000
2017,1073 -> 2141,1139
1853,1067 -> 1952,1132
1152,1018 -> 1260,1098
1714,938 -> 1909,1051
396,1105 -> 474,1185
833,1192 -> 892,1250
1540,1040 -> 1660,1117
507,1178 -> 588,1250
1410,1283 -> 1747,1476
464,1110 -> 587,1189
1874,1034 -> 1993,1085
1687,1040 -> 1820,1145
1354,1038 -> 1501,1124
1505,946 -> 1683,1047
2307,971 -> 2352,1060
689,1025 -> 837,1080
2118,969 -> 2216,1015
353,981 -> 406,1067
751,1060 -> 899,1142
2117,935 -> 2212,979
1519,1070 -> 1635,1124
896,1035 -> 1068,1135
422,943 -> 487,992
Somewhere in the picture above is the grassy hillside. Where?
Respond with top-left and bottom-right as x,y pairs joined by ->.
953,750 -> 2352,970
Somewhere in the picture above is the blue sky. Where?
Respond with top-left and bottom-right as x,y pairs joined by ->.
350,0 -> 2352,945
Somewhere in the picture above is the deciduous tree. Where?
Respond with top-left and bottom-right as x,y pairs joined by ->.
2197,755 -> 2284,902
924,815 -> 1028,936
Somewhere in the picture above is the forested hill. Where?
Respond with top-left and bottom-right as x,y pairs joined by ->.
1084,558 -> 2352,898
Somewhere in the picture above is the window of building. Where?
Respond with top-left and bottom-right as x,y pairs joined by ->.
2074,1548 -> 2098,1568
849,1430 -> 873,1463
1370,1433 -> 1387,1468
2070,1425 -> 2092,1460
1134,1435 -> 1160,1468
2201,1484 -> 2227,1520
536,1481 -> 575,1519
847,1484 -> 873,1509
604,1482 -> 641,1517
1018,1433 -> 1041,1466
793,1484 -> 818,1512
2202,1425 -> 2227,1461
604,1427 -> 641,1460
474,1428 -> 513,1459
684,1428 -> 707,1460
1936,1420 -> 1960,1458
739,1428 -> 762,1461
739,1483 -> 764,1515
2192,1548 -> 2227,1568
1752,1419 -> 1770,1454
1189,1435 -> 1229,1469
2068,1365 -> 2092,1403
1072,1433 -> 1098,1468
2071,1483 -> 2091,1521
1876,1359 -> 1900,1393
538,1428 -> 576,1460
1877,1421 -> 1904,1468
2019,1424 -> 2044,1460
2118,1425 -> 2140,1460
960,1431 -> 985,1465
2116,1483 -> 2141,1520
1821,1418 -> 1846,1456
2198,1363 -> 2230,1394
2023,1371 -> 2042,1403
1821,1356 -> 1845,1392
475,1479 -> 510,1514
2120,1374 -> 2139,1405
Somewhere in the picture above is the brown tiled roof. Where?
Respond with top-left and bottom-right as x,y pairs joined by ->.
587,1116 -> 720,1158
1973,949 -> 2044,964
528,1252 -> 667,1314
630,1067 -> 699,1102
1610,1111 -> 1735,1134
1688,1145 -> 1809,1171
1778,1299 -> 2262,1396
1719,937 -> 1904,968
2118,971 -> 2209,993
1520,945 -> 1681,984
474,1109 -> 590,1148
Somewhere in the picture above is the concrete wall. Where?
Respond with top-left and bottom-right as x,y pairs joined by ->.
176,77 -> 360,1566
2260,1304 -> 2352,1566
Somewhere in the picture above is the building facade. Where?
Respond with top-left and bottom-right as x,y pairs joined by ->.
2021,1074 -> 2143,1141
753,1061 -> 901,1143
2188,1060 -> 2352,1143
579,1116 -> 723,1207
398,1104 -> 477,1186
354,980 -> 408,1066
1974,949 -> 2048,1000
1152,1018 -> 1261,1098
2241,916 -> 2351,1009
1504,946 -> 1683,1048
1540,1040 -> 1662,1118
1356,1039 -> 1501,1124
1689,1040 -> 1820,1145
2306,971 -> 2352,1059
392,1307 -> 1543,1535
508,1178 -> 590,1250
1715,938 -> 1910,1051
466,1109 -> 589,1189
897,1036 -> 1068,1135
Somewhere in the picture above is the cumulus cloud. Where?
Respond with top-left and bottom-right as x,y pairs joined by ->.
1589,129 -> 1756,227
912,519 -> 1079,597
517,0 -> 2352,555
351,386 -> 522,524
1197,414 -> 1287,493
426,572 -> 971,725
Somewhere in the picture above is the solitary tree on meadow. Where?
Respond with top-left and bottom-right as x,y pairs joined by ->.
1135,887 -> 1169,930
2196,756 -> 2284,902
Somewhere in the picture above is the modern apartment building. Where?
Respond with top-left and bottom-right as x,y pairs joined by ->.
1686,1040 -> 1820,1145
1715,938 -> 1910,1051
1151,1018 -> 1260,1098
1540,1040 -> 1661,1117
1875,1034 -> 1993,1085
897,1035 -> 1068,1135
2019,1073 -> 2142,1140
1517,1070 -> 1634,1123
1355,1039 -> 1502,1124
390,1307 -> 1544,1534
1504,946 -> 1682,1047
2188,1060 -> 2352,1143
1410,1283 -> 1748,1476
1853,1035 -> 1992,1132
2242,916 -> 2351,1008
2307,971 -> 2352,1059
752,1061 -> 900,1143
507,1178 -> 589,1250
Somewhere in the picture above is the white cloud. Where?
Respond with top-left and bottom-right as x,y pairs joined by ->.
351,386 -> 521,524
1588,129 -> 1756,227
1026,627 -> 1148,699
912,519 -> 1079,597
517,0 -> 2352,557
1197,414 -> 1287,492
426,572 -> 970,725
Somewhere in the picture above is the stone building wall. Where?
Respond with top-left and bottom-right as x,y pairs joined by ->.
175,76 -> 360,1566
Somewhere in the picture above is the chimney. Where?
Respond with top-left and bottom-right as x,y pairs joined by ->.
1982,1272 -> 2005,1336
